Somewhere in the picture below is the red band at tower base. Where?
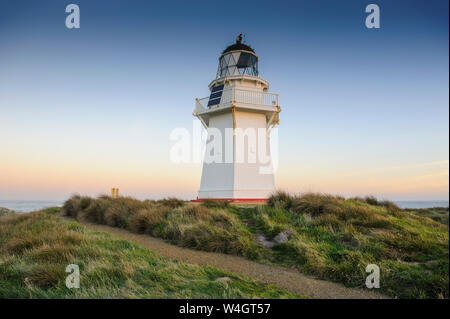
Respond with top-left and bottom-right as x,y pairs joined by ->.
190,198 -> 268,203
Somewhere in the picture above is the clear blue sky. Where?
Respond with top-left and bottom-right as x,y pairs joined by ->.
0,0 -> 448,200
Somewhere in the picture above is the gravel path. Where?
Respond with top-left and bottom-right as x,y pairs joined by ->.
63,216 -> 388,299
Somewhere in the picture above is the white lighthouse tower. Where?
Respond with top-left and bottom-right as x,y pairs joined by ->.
193,35 -> 281,203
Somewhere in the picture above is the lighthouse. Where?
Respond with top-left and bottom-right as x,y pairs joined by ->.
193,35 -> 281,202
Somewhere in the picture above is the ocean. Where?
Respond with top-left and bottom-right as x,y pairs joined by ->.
394,201 -> 449,209
0,200 -> 64,213
0,199 -> 448,213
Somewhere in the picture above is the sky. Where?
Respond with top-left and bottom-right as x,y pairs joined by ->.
0,0 -> 448,201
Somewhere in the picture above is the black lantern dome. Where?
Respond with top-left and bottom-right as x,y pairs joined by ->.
216,35 -> 258,78
222,41 -> 255,54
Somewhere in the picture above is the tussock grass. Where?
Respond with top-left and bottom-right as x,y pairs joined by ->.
61,193 -> 449,299
407,207 -> 449,225
156,198 -> 186,208
64,195 -> 260,259
202,199 -> 230,209
128,206 -> 171,234
0,210 -> 298,298
252,192 -> 448,298
351,196 -> 401,212
267,191 -> 294,209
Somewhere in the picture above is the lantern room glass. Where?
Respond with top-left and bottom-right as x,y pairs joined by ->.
216,51 -> 258,78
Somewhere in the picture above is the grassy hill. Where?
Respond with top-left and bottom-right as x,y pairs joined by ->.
0,209 -> 298,298
62,193 -> 449,299
408,207 -> 449,225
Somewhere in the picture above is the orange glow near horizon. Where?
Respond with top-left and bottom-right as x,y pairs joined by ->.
1,151 -> 448,200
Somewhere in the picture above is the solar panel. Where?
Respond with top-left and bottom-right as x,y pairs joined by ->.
209,92 -> 222,99
211,84 -> 224,93
207,97 -> 221,106
207,84 -> 224,107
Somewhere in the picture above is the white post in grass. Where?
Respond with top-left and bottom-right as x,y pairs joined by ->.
111,188 -> 119,199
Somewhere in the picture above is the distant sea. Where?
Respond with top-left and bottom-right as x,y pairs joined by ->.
394,201 -> 449,209
0,199 -> 448,213
0,200 -> 64,213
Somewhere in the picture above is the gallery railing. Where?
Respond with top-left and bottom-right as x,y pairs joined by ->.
195,88 -> 278,112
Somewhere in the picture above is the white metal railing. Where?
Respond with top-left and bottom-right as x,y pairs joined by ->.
196,97 -> 210,110
196,88 -> 278,112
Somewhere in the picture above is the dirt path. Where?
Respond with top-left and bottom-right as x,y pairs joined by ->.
62,216 -> 388,299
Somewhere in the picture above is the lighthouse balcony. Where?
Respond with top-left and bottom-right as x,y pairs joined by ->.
194,87 -> 279,115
